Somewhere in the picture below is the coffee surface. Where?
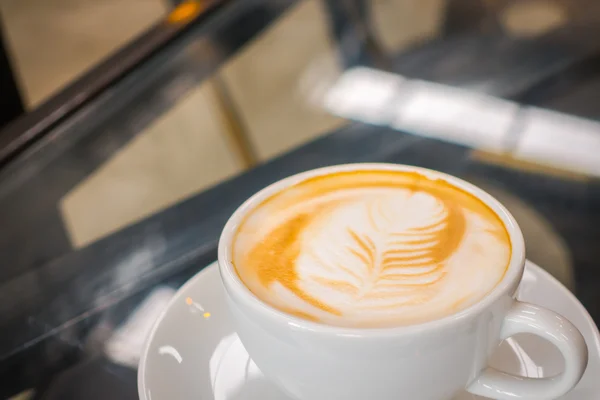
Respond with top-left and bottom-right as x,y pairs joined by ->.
232,170 -> 511,327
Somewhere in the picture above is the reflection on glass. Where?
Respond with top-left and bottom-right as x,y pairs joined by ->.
104,287 -> 175,368
324,67 -> 600,178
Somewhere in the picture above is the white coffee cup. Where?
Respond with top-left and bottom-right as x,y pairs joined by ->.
218,163 -> 588,400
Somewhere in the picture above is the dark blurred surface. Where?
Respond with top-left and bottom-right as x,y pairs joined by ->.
1,0 -> 600,398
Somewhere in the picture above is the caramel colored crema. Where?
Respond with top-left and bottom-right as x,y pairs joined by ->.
232,170 -> 511,328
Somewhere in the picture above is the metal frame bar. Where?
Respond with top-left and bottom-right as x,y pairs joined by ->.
0,1 -> 222,168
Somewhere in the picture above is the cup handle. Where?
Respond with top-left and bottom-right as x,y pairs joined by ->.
467,301 -> 588,399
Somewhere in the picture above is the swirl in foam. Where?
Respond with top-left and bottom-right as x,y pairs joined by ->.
232,170 -> 511,328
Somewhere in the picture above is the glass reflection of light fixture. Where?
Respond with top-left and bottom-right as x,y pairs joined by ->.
324,67 -> 600,179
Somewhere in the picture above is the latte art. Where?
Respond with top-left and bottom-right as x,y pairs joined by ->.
232,170 -> 511,327
298,191 -> 462,308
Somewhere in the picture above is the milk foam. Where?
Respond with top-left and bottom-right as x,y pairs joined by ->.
232,171 -> 511,328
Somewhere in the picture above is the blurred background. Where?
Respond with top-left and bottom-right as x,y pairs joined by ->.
1,0 -> 600,398
2,0 -> 598,247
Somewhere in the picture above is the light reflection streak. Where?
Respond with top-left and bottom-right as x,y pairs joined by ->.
321,67 -> 600,178
504,337 -> 544,378
158,345 -> 183,363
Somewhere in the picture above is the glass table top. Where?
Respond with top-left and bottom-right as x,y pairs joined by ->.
2,0 -> 600,398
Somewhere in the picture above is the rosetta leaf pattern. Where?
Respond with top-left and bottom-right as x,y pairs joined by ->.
295,191 -> 466,313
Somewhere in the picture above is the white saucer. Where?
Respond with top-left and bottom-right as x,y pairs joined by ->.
138,261 -> 600,400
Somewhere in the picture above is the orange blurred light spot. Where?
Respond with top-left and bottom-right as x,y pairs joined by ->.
167,1 -> 204,24
185,297 -> 193,305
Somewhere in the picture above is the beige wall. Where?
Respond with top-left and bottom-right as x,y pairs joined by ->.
0,0 -> 168,107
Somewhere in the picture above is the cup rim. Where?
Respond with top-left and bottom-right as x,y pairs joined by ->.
218,163 -> 526,337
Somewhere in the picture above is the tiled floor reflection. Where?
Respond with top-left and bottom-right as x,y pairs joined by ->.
0,0 -> 167,107
221,0 -> 345,161
60,81 -> 243,247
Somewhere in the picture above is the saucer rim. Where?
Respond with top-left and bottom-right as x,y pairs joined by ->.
137,260 -> 600,399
